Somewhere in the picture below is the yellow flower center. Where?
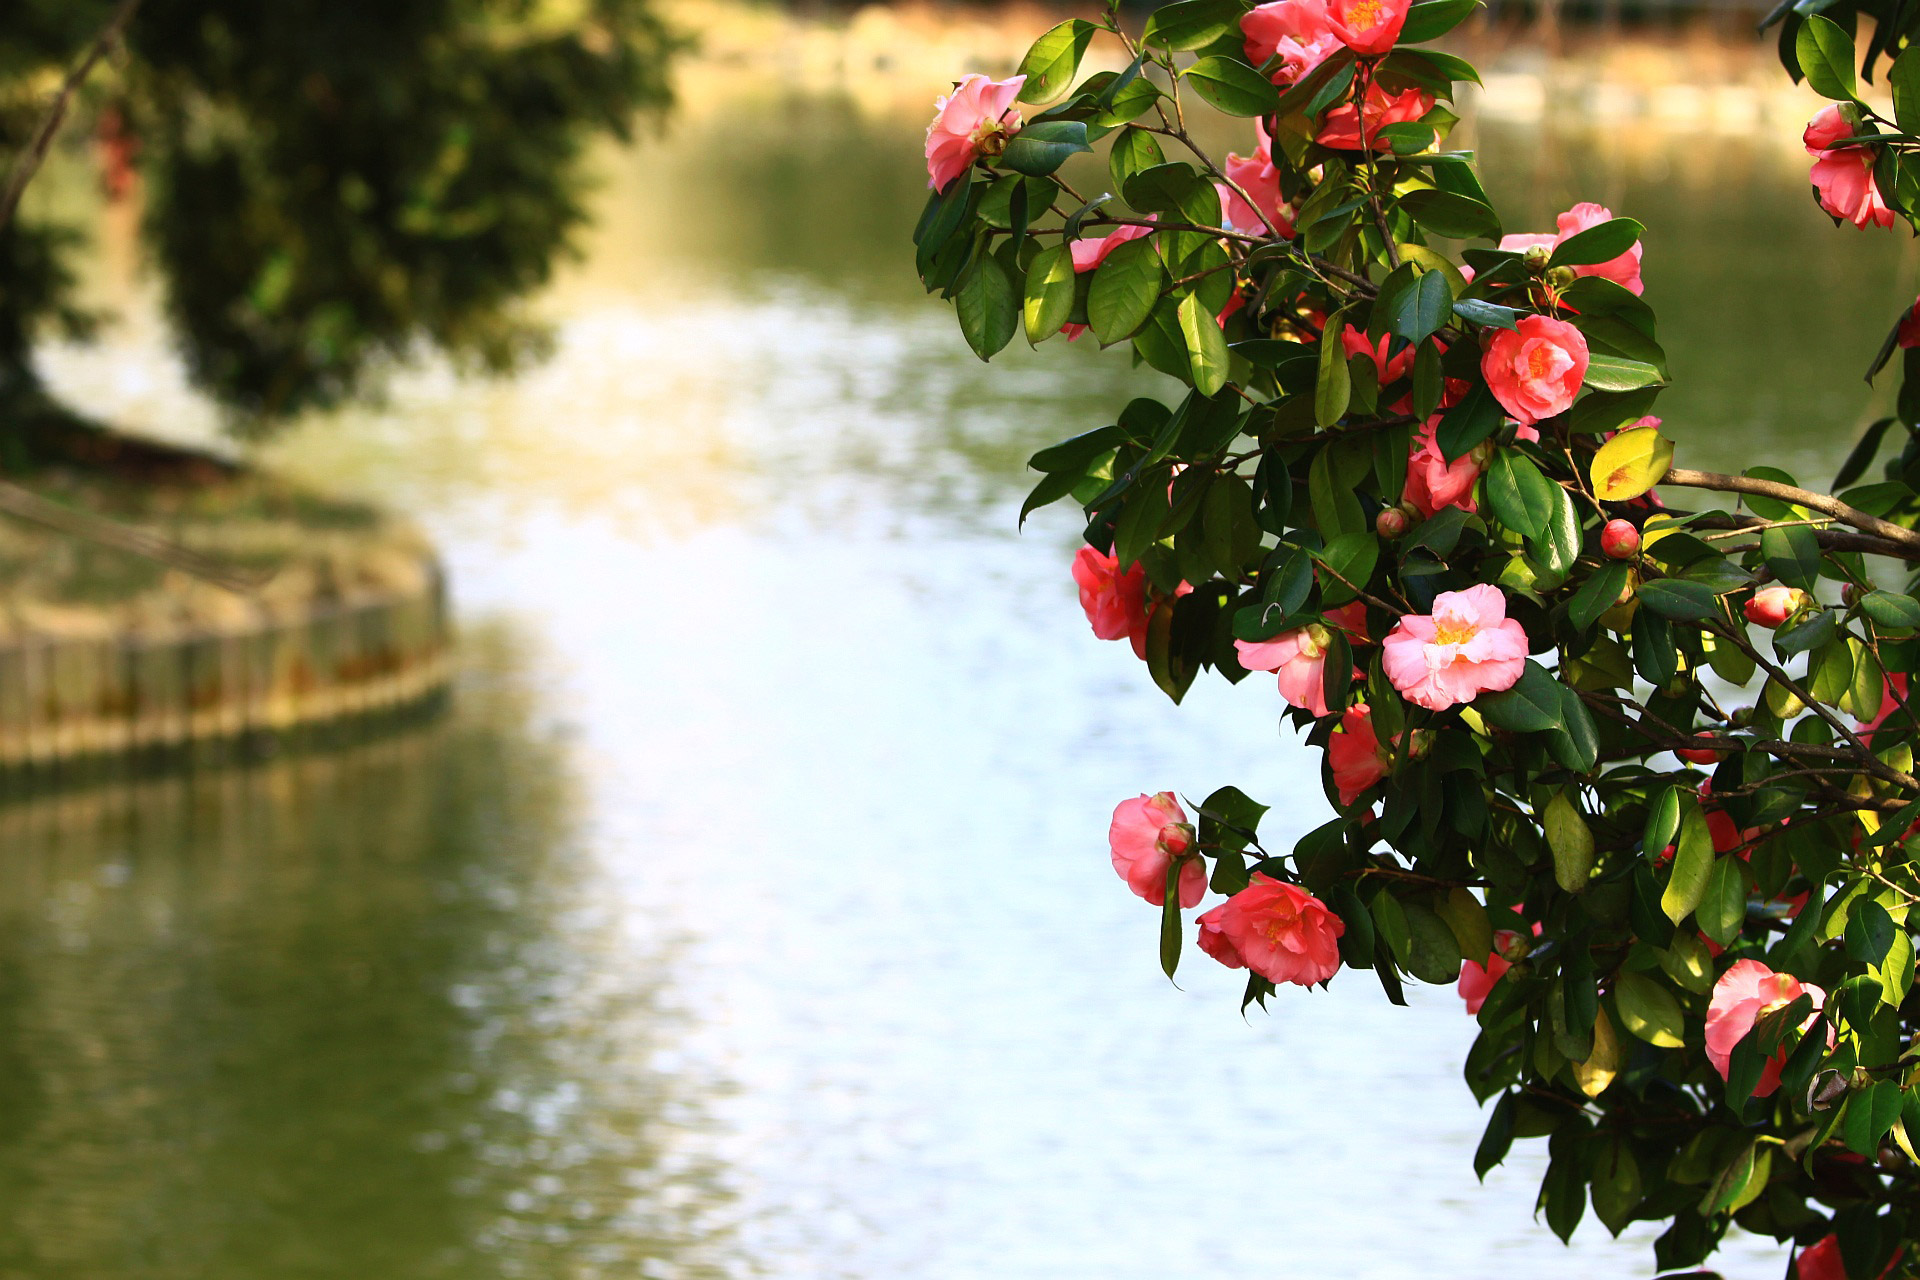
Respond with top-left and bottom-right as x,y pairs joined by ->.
1433,619 -> 1477,646
1526,345 -> 1558,380
1344,0 -> 1387,29
1260,901 -> 1300,944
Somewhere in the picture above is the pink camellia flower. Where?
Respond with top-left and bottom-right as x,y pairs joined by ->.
1457,949 -> 1512,1016
1211,873 -> 1345,986
1221,122 -> 1297,237
1402,415 -> 1482,518
1553,202 -> 1645,295
1316,83 -> 1434,150
1060,220 -> 1156,340
1481,314 -> 1589,426
1072,546 -> 1150,657
1342,324 -> 1416,384
1196,902 -> 1245,968
1109,792 -> 1206,908
1804,105 -> 1896,231
925,74 -> 1026,193
1705,958 -> 1831,1098
1241,0 -> 1342,85
1328,703 -> 1390,804
1745,585 -> 1808,629
1325,0 -> 1410,55
1235,602 -> 1367,717
1498,231 -> 1557,256
1381,583 -> 1529,712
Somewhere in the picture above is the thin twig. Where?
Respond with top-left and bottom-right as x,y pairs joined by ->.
1664,466 -> 1920,556
0,480 -> 266,595
0,0 -> 144,236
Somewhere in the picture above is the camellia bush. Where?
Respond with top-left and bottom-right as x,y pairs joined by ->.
918,0 -> 1920,1274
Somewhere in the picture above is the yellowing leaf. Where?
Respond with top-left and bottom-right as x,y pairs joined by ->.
1572,1007 -> 1619,1098
1590,426 -> 1675,501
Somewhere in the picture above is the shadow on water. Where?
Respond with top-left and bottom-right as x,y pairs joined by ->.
0,628 -> 741,1280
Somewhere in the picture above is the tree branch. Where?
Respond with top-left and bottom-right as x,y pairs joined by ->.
0,0 -> 145,236
0,480 -> 265,594
1664,467 -> 1920,556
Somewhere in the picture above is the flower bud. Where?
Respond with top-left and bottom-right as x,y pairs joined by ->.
1729,705 -> 1755,728
1299,622 -> 1332,659
1155,821 -> 1195,858
1745,586 -> 1808,629
1408,729 -> 1435,760
1523,243 -> 1553,271
1468,440 -> 1496,469
1600,518 -> 1640,560
1844,582 -> 1866,607
1676,744 -> 1723,765
976,130 -> 1009,160
1545,266 -> 1577,289
1376,507 -> 1409,539
1494,928 -> 1531,962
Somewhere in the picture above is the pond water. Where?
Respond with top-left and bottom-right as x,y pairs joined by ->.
13,15 -> 1920,1278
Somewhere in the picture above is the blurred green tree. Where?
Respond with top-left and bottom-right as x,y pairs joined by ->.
0,0 -> 676,448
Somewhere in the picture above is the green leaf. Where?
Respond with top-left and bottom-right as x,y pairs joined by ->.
1142,0 -> 1243,50
1435,384 -> 1502,460
1486,449 -> 1557,538
1386,269 -> 1453,345
1088,238 -> 1163,344
1589,426 -> 1673,501
1400,0 -> 1480,43
1396,188 -> 1500,240
1548,683 -> 1600,773
1589,1137 -> 1642,1237
1847,898 -> 1897,966
1701,1140 -> 1770,1216
1893,45 -> 1920,136
1638,579 -> 1721,621
1844,1080 -> 1905,1156
1643,785 -> 1682,857
1545,790 -> 1595,893
1862,590 -> 1920,629
1697,856 -> 1748,946
1108,126 -> 1165,193
1160,858 -> 1183,978
1549,218 -> 1642,269
1614,970 -> 1686,1048
1182,56 -> 1282,117
1000,120 -> 1093,177
956,254 -> 1018,359
1315,532 -> 1380,606
1122,163 -> 1222,227
1569,386 -> 1661,436
1797,15 -> 1858,102
1315,311 -> 1352,427
1661,796 -> 1713,924
1029,423 -> 1125,473
1177,292 -> 1230,396
1451,297 -> 1519,331
1022,243 -> 1076,343
1476,660 -> 1562,732
1658,932 -> 1716,995
1403,902 -> 1464,984
1583,354 -> 1667,392
1569,561 -> 1630,632
1474,1092 -> 1516,1179
1761,523 -> 1822,592
1016,20 -> 1097,103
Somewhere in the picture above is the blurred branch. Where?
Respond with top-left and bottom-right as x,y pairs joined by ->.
0,480 -> 266,595
1664,466 -> 1920,555
0,0 -> 145,236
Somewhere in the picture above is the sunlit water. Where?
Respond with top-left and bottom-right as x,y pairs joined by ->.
14,22 -> 1920,1278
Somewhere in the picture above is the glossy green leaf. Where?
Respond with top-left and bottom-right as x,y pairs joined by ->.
1614,970 -> 1686,1048
1697,856 -> 1748,946
1316,311 -> 1352,427
1142,0 -> 1244,50
1583,354 -> 1667,392
1400,0 -> 1480,43
1661,796 -> 1713,924
1569,561 -> 1630,632
1638,579 -> 1721,621
1486,449 -> 1556,538
1545,790 -> 1594,893
1761,523 -> 1822,591
1549,218 -> 1642,268
1396,188 -> 1500,240
1893,45 -> 1920,135
1177,292 -> 1229,396
956,254 -> 1018,359
1088,238 -> 1163,344
1862,590 -> 1920,629
1108,127 -> 1166,192
1022,243 -> 1076,342
1476,660 -> 1562,732
1016,20 -> 1097,103
1182,56 -> 1282,117
1796,15 -> 1858,101
1000,120 -> 1093,177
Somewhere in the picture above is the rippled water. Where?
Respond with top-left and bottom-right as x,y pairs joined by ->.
14,24 -> 1917,1279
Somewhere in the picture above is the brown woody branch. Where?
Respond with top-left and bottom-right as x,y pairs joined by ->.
0,0 -> 144,235
1664,467 -> 1920,556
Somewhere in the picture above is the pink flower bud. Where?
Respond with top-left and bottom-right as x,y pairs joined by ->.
1676,745 -> 1723,765
1155,821 -> 1195,858
1600,518 -> 1640,559
1376,506 -> 1409,539
1745,586 -> 1808,629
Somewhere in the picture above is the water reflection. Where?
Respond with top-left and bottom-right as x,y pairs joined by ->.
0,630 -> 740,1279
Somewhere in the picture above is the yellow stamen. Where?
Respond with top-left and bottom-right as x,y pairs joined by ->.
1344,0 -> 1386,28
1433,620 -> 1477,646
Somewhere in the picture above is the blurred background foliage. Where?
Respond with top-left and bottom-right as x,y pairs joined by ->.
0,0 -> 678,450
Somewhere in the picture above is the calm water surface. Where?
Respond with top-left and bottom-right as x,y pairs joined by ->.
15,29 -> 1918,1279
